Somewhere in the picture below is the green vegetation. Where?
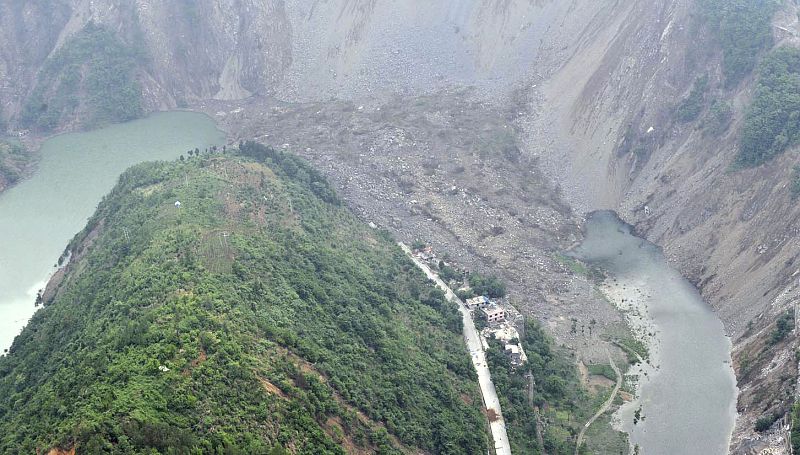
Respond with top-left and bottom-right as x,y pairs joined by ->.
698,0 -> 779,86
468,272 -> 506,298
755,412 -> 780,432
0,146 -> 488,453
587,364 -> 617,382
437,261 -> 461,282
0,140 -> 30,186
769,308 -> 795,345
21,23 -> 143,131
487,320 -> 581,454
674,75 -> 709,123
553,254 -> 605,282
738,47 -> 800,167
486,320 -> 623,454
791,402 -> 800,452
704,99 -> 734,134
791,165 -> 800,198
610,336 -> 648,364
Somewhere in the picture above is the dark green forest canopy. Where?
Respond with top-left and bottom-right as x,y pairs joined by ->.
738,47 -> 800,167
0,140 -> 29,185
0,147 -> 488,454
698,0 -> 779,86
20,23 -> 143,131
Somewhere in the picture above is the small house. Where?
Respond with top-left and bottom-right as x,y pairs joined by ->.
504,344 -> 525,366
466,295 -> 490,309
480,304 -> 505,323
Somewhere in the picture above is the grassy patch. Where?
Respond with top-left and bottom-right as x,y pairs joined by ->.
704,99 -> 734,135
587,364 -> 617,382
584,412 -> 629,454
554,254 -> 605,282
610,335 -> 649,365
674,75 -> 709,123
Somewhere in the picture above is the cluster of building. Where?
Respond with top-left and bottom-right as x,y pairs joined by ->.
413,245 -> 436,262
411,243 -> 527,368
466,296 -> 506,324
479,317 -> 528,367
467,296 -> 528,367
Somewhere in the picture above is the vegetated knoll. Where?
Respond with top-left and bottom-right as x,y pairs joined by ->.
0,148 -> 488,454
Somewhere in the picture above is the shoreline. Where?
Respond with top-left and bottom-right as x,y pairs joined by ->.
598,272 -> 739,454
1,109 -> 229,197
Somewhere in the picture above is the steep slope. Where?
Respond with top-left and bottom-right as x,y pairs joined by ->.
9,0 -> 800,451
0,0 -> 634,130
518,0 -> 800,451
0,149 -> 488,454
0,139 -> 29,191
0,0 -> 291,129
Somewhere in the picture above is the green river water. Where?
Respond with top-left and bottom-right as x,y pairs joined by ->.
0,111 -> 225,352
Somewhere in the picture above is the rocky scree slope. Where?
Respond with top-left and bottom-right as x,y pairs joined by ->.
520,0 -> 800,451
1,0 -> 639,130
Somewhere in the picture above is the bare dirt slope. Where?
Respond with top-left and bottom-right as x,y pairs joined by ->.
517,0 -> 800,451
1,0 -> 629,123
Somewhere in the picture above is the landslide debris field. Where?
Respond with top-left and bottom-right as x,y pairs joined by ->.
204,92 -> 626,365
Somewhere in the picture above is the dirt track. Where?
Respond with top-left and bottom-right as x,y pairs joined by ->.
575,350 -> 622,454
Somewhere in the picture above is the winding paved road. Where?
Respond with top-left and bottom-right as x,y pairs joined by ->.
400,243 -> 512,455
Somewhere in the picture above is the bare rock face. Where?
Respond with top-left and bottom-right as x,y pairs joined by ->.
0,0 -> 292,122
130,0 -> 292,104
0,1 -> 72,122
0,0 -> 635,122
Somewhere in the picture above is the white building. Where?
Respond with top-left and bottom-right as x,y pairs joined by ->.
466,295 -> 490,309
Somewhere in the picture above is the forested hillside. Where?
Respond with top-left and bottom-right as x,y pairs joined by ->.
0,140 -> 29,191
20,23 -> 143,132
0,146 -> 488,454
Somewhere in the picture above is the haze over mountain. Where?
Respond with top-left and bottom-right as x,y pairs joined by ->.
2,0 -> 800,454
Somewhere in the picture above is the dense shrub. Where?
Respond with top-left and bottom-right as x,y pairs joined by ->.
469,272 -> 506,298
738,48 -> 800,167
755,413 -> 779,432
675,75 -> 709,123
0,141 -> 29,184
0,151 -> 487,454
20,23 -> 143,131
705,99 -> 734,134
698,0 -> 779,87
769,309 -> 795,345
486,319 -> 598,454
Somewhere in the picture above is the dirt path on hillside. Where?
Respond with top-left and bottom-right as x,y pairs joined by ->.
575,350 -> 621,454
